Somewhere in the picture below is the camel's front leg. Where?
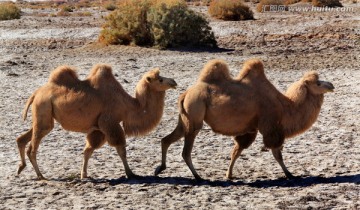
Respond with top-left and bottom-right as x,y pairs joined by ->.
271,147 -> 295,179
98,115 -> 138,179
226,132 -> 257,179
81,131 -> 106,179
155,116 -> 184,176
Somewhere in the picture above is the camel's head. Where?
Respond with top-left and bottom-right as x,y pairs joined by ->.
143,68 -> 177,91
302,71 -> 334,94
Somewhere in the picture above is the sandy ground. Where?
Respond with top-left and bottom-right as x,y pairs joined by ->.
0,3 -> 359,209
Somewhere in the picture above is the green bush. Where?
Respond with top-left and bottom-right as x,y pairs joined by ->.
209,0 -> 254,21
0,3 -> 21,21
99,0 -> 217,48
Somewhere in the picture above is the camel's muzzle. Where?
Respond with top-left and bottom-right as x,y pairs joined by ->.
168,79 -> 177,89
323,81 -> 335,92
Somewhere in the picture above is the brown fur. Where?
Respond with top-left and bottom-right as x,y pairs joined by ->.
16,64 -> 177,180
155,58 -> 334,180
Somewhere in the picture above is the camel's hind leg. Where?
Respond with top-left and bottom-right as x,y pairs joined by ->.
155,116 -> 184,176
98,115 -> 137,179
27,123 -> 54,180
81,131 -> 106,179
16,128 -> 33,175
226,132 -> 257,179
182,128 -> 202,180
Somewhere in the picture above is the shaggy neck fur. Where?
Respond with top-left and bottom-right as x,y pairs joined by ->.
123,80 -> 165,137
281,83 -> 324,138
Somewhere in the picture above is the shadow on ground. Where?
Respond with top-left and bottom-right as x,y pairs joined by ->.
53,173 -> 360,188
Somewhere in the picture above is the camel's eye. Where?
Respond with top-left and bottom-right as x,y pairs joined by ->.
159,78 -> 163,83
317,81 -> 321,86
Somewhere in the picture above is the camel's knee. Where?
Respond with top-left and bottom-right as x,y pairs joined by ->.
16,129 -> 33,147
26,145 -> 32,157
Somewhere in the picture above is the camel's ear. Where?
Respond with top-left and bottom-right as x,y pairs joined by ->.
146,77 -> 152,83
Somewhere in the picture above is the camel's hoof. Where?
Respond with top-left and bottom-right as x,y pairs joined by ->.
37,175 -> 47,181
286,173 -> 296,180
127,174 -> 142,180
225,175 -> 234,180
17,164 -> 26,175
154,165 -> 166,176
195,176 -> 204,182
81,173 -> 88,180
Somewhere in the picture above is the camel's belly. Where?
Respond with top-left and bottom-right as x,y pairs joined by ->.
52,102 -> 102,133
204,106 -> 258,136
55,114 -> 99,133
205,118 -> 256,136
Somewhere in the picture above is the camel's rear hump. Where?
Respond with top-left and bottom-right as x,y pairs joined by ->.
198,59 -> 232,83
49,65 -> 80,86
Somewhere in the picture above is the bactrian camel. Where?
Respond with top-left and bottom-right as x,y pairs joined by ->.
16,64 -> 177,180
155,58 -> 334,180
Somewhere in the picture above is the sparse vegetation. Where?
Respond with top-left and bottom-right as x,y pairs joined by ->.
312,0 -> 342,7
99,0 -> 217,49
256,0 -> 286,12
61,5 -> 74,12
209,0 -> 254,21
284,0 -> 301,4
0,2 -> 21,21
104,3 -> 117,11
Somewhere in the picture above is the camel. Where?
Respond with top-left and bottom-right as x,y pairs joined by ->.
155,58 -> 334,180
16,64 -> 177,180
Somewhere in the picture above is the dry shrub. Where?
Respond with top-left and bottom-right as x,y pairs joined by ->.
0,2 -> 21,21
56,10 -> 71,16
209,0 -> 254,20
256,0 -> 286,12
104,3 -> 117,11
99,0 -> 217,48
312,0 -> 342,7
77,11 -> 92,16
61,5 -> 74,12
284,0 -> 301,4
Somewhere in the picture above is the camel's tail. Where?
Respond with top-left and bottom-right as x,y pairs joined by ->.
22,90 -> 37,121
178,92 -> 187,117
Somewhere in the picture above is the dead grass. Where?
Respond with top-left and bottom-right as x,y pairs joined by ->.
0,2 -> 21,21
209,0 -> 254,20
312,0 -> 342,7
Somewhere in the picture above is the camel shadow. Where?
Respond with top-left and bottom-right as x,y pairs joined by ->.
69,173 -> 360,188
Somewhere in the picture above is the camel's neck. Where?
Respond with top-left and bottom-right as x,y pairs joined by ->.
123,82 -> 165,136
282,88 -> 324,138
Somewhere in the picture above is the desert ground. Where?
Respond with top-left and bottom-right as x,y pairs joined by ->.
0,2 -> 359,209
